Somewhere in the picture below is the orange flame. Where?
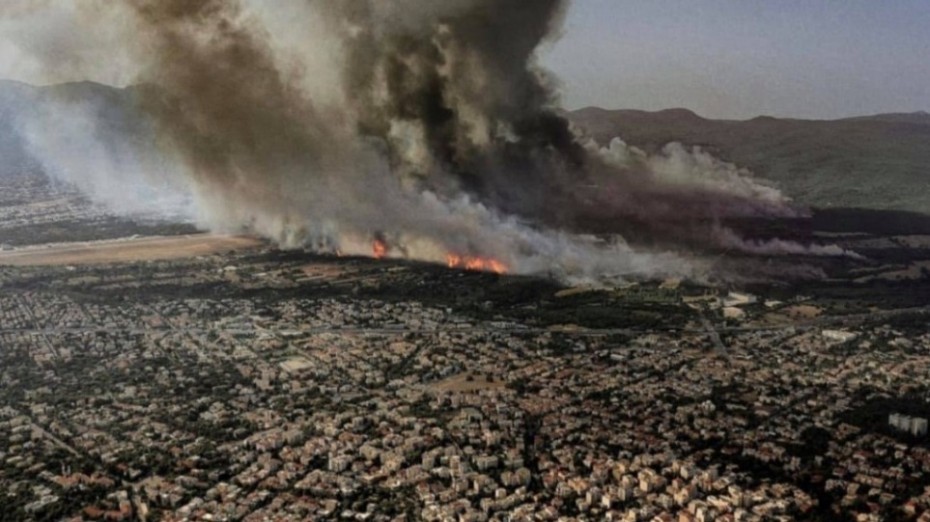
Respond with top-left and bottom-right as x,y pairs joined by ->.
372,239 -> 388,259
446,254 -> 507,274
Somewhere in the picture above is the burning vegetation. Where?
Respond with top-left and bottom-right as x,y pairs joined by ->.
371,239 -> 388,260
446,254 -> 508,275
371,235 -> 507,274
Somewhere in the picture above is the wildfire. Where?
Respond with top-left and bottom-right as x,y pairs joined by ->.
372,239 -> 388,259
370,237 -> 505,274
446,254 -> 508,274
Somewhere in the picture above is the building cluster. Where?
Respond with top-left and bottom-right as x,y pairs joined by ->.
1,248 -> 930,521
890,414 -> 930,438
0,174 -> 107,235
0,173 -> 190,249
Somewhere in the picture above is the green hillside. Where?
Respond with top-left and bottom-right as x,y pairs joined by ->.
570,107 -> 930,212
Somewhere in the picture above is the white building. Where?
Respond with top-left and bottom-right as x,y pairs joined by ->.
911,417 -> 929,437
723,292 -> 757,308
822,330 -> 858,343
889,413 -> 929,437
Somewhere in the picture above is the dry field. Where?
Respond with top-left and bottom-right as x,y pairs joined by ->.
429,372 -> 507,393
0,234 -> 263,266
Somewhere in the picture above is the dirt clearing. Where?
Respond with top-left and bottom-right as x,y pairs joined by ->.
0,235 -> 263,266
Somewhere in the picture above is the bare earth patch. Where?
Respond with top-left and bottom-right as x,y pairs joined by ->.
430,372 -> 507,393
0,234 -> 263,266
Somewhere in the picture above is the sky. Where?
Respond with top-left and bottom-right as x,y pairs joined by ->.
541,0 -> 930,119
1,1 -> 928,120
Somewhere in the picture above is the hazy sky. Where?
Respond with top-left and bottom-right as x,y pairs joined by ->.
541,0 -> 930,119
1,1 -> 928,120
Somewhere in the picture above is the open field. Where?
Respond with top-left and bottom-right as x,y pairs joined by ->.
0,234 -> 263,266
429,372 -> 508,393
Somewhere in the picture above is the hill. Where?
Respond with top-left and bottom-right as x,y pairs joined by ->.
2,81 -> 928,213
0,80 -> 37,173
569,107 -> 930,212
0,80 -> 147,178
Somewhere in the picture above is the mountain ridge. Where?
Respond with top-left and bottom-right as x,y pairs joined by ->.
1,80 -> 928,213
572,106 -> 930,123
568,106 -> 930,212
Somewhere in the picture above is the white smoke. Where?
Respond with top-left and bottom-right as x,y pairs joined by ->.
714,227 -> 864,259
0,1 -> 138,87
593,137 -> 789,207
19,94 -> 195,221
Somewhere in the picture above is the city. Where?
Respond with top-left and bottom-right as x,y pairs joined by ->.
2,2 -> 930,520
1,212 -> 929,520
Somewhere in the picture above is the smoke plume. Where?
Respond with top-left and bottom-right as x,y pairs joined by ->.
1,0 -> 851,282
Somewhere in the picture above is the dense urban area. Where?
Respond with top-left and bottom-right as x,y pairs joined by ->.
2,173 -> 930,521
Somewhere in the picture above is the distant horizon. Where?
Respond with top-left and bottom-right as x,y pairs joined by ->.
541,0 -> 930,120
567,105 -> 930,122
3,77 -> 927,124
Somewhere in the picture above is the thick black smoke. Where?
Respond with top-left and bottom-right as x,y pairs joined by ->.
328,1 -> 582,216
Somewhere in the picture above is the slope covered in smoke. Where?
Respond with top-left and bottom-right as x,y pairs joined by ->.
570,107 -> 930,213
0,79 -> 148,178
0,79 -> 37,174
0,79 -> 194,217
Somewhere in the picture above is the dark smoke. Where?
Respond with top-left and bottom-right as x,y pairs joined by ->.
329,0 -> 583,216
125,0 -> 345,236
6,0 -> 848,282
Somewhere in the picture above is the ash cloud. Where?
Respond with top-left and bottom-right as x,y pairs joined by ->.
17,83 -> 195,219
1,0 -> 851,282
